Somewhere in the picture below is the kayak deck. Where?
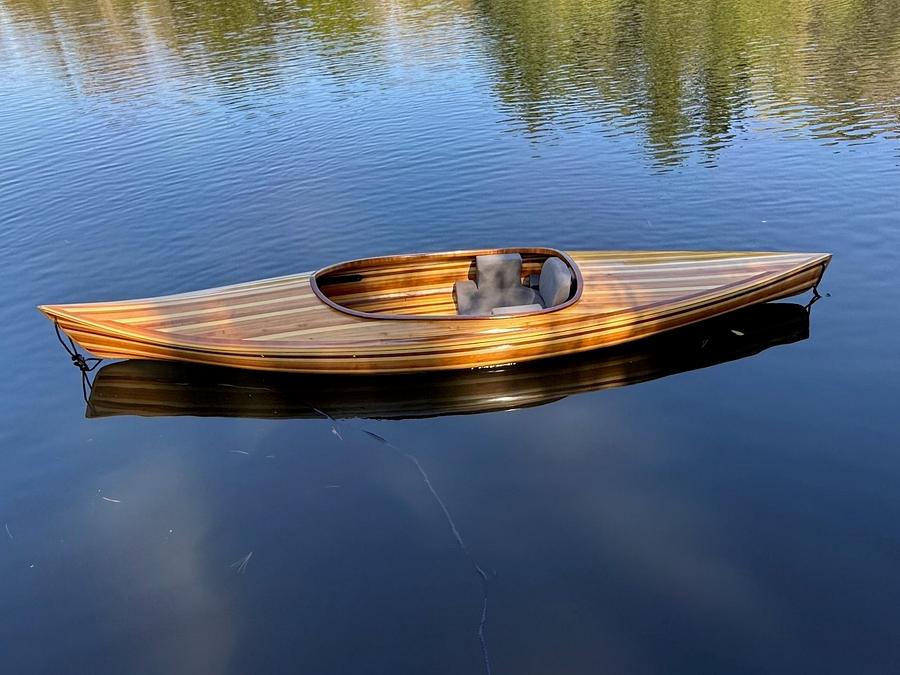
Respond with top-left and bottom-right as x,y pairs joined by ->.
39,249 -> 830,373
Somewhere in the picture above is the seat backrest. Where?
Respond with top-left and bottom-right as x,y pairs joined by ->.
539,257 -> 572,307
475,253 -> 523,290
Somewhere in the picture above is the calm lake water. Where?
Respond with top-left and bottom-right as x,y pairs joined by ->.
2,0 -> 899,672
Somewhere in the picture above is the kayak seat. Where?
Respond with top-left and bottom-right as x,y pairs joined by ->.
454,281 -> 538,315
454,253 -> 542,315
538,257 -> 573,308
453,255 -> 573,314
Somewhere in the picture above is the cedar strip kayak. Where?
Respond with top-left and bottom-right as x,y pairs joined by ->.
39,248 -> 830,374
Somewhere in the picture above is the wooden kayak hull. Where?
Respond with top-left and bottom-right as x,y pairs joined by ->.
86,302 -> 811,420
39,249 -> 830,374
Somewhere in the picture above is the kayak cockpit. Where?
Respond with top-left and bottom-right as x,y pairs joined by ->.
311,247 -> 581,319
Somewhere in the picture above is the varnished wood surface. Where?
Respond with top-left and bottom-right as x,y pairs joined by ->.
39,249 -> 830,373
86,302 -> 811,419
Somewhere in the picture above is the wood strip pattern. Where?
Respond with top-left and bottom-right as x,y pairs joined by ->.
38,248 -> 831,374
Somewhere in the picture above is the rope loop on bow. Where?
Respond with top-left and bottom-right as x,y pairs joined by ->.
53,320 -> 102,407
54,321 -> 102,373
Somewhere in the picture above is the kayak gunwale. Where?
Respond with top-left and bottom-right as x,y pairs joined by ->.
310,246 -> 584,320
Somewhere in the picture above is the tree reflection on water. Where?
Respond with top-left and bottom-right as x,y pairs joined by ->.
2,0 -> 898,164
